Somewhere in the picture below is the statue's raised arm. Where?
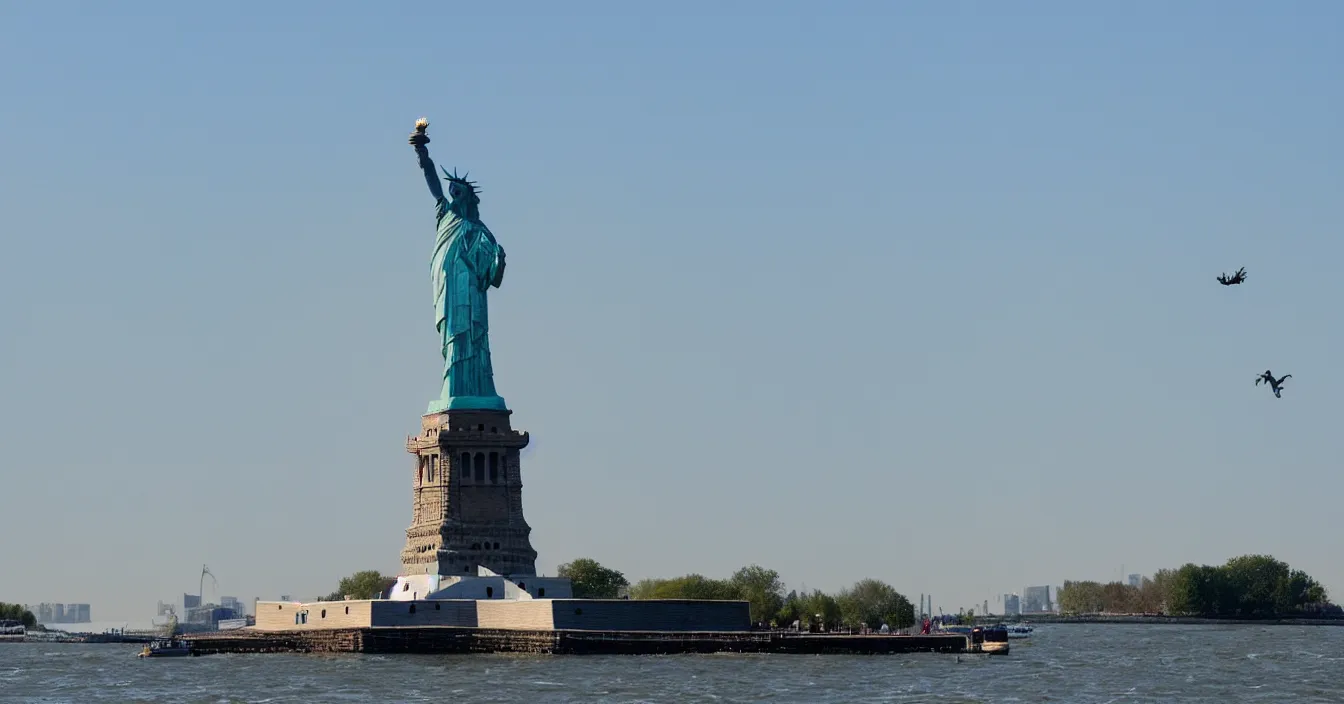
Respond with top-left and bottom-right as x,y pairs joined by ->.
409,118 -> 446,203
411,115 -> 508,414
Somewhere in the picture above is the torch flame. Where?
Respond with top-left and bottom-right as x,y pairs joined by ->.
414,117 -> 429,130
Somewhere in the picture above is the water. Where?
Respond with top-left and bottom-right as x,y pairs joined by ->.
2,624 -> 1343,702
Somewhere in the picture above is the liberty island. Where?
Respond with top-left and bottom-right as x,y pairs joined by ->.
174,120 -> 973,655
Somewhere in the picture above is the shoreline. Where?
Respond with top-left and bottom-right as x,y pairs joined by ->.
1020,614 -> 1344,627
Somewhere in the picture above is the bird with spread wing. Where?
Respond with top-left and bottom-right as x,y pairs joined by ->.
1217,267 -> 1247,286
1255,370 -> 1292,398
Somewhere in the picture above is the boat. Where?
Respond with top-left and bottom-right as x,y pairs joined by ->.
0,620 -> 25,642
977,625 -> 1010,654
1004,623 -> 1034,639
138,638 -> 196,658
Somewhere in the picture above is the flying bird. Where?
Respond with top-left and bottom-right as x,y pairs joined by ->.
1255,370 -> 1292,398
1217,267 -> 1247,286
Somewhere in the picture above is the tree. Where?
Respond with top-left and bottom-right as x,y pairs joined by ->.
1073,556 -> 1334,618
0,603 -> 36,629
776,590 -> 802,627
1274,570 -> 1318,615
627,578 -> 664,600
796,589 -> 843,630
729,565 -> 785,625
630,574 -> 738,601
837,579 -> 915,630
1144,569 -> 1177,613
1058,580 -> 1106,614
557,558 -> 629,599
1163,563 -> 1233,616
329,570 -> 397,600
1222,555 -> 1289,616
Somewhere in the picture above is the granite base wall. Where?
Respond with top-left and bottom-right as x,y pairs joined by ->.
254,598 -> 748,633
550,600 -> 750,632
187,628 -> 969,655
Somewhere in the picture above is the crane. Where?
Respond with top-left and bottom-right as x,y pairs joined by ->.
200,564 -> 218,605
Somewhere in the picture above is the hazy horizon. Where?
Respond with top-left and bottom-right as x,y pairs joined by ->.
3,1 -> 1342,622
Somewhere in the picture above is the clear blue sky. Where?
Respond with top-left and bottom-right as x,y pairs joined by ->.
2,1 -> 1341,621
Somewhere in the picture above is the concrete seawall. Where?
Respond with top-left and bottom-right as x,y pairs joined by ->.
255,598 -> 752,633
186,628 -> 970,655
1023,614 -> 1344,627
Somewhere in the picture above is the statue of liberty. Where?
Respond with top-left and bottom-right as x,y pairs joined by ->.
409,118 -> 508,413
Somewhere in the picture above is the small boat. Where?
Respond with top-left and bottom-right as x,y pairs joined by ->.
1005,624 -> 1034,639
0,620 -> 25,641
977,626 -> 1010,654
138,638 -> 195,658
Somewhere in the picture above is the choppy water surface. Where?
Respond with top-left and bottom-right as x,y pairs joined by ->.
3,624 -> 1343,702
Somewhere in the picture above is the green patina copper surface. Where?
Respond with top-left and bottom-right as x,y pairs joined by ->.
410,120 -> 508,413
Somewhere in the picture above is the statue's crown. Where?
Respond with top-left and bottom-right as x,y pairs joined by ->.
441,167 -> 481,195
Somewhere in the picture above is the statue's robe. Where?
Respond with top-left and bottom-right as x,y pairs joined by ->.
429,195 -> 507,412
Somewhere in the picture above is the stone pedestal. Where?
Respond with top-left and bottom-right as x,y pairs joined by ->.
400,409 -> 538,577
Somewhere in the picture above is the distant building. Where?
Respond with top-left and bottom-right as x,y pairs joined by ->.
28,603 -> 91,624
1128,574 -> 1142,588
217,618 -> 250,631
1022,586 -> 1052,613
186,603 -> 246,629
183,593 -> 202,610
1003,594 -> 1020,616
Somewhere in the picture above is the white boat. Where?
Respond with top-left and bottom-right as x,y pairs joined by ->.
0,620 -> 25,641
138,637 -> 195,658
1005,624 -> 1034,639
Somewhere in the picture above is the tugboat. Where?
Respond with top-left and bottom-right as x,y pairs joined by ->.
976,625 -> 1010,654
0,619 -> 25,642
138,615 -> 195,657
139,637 -> 196,658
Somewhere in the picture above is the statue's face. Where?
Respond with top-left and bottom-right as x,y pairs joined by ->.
448,182 -> 466,199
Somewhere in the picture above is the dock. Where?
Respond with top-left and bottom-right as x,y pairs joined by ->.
185,627 -> 974,655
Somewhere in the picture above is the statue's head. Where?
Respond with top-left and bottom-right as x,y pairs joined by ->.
441,167 -> 481,206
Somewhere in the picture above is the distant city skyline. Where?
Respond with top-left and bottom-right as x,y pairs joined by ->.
3,2 -> 1343,621
27,603 -> 91,625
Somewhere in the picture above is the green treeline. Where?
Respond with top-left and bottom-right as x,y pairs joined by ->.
325,561 -> 918,629
1058,555 -> 1338,618
322,570 -> 399,601
625,564 -> 916,629
0,603 -> 37,629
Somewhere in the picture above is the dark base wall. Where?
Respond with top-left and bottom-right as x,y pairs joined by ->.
186,628 -> 970,655
257,598 -> 752,633
551,599 -> 750,632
